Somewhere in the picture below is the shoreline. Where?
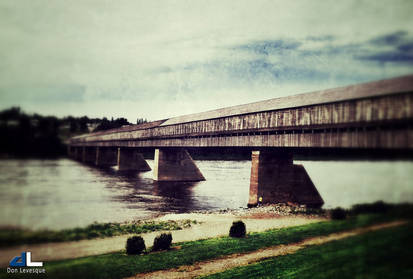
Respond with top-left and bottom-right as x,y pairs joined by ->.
155,203 -> 324,221
0,204 -> 325,249
0,203 -> 324,232
0,208 -> 326,267
2,200 -> 406,248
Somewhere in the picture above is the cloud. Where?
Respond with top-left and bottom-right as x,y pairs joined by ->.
356,31 -> 413,63
358,52 -> 413,63
369,31 -> 409,46
176,31 -> 413,88
306,35 -> 335,42
1,0 -> 413,122
236,40 -> 302,56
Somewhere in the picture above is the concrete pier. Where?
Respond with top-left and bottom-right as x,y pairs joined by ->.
95,147 -> 117,167
153,148 -> 205,181
82,147 -> 96,164
248,150 -> 323,208
67,145 -> 73,158
117,148 -> 151,171
75,147 -> 82,161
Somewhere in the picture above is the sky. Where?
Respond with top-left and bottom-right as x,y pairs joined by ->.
1,0 -> 413,123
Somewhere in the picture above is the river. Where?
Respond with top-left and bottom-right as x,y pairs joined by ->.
0,158 -> 412,230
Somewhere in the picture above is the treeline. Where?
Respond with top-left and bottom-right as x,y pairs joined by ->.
0,107 -> 146,158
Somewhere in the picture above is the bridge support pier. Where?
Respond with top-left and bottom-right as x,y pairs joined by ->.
95,147 -> 118,167
67,145 -> 73,158
74,147 -> 82,161
248,150 -> 323,208
117,148 -> 151,171
153,148 -> 205,181
81,147 -> 96,164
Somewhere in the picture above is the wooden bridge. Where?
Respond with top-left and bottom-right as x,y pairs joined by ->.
68,75 -> 413,207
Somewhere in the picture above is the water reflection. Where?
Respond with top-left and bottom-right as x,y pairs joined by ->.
101,168 -> 202,213
152,181 -> 199,212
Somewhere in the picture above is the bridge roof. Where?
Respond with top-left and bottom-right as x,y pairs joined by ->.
71,119 -> 167,139
160,74 -> 413,126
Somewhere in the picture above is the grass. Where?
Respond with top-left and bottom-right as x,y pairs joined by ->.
201,222 -> 413,279
0,219 -> 196,247
0,213 -> 402,279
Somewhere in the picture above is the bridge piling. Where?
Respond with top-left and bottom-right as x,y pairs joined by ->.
81,147 -> 96,164
248,150 -> 323,208
67,145 -> 73,158
75,147 -> 82,161
95,147 -> 117,167
117,148 -> 151,171
153,148 -> 205,181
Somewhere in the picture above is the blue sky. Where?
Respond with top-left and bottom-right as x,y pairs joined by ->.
1,0 -> 413,122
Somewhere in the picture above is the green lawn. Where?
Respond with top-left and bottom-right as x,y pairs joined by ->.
0,213 -> 402,279
201,222 -> 413,279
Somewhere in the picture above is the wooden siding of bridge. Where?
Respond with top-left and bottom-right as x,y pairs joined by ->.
71,92 -> 413,149
76,128 -> 411,149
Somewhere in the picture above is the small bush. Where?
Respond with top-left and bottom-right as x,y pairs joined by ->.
229,221 -> 246,238
152,233 -> 172,251
126,236 -> 146,255
331,207 -> 347,220
351,201 -> 392,215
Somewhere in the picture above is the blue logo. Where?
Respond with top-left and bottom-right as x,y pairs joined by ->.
9,252 -> 43,267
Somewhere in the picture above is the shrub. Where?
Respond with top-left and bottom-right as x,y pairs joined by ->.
331,207 -> 347,220
351,201 -> 392,215
229,221 -> 246,238
152,233 -> 172,251
126,236 -> 146,255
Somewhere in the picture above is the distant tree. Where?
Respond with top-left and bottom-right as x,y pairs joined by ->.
93,117 -> 131,132
67,116 -> 78,133
79,116 -> 89,132
0,107 -> 21,120
0,107 -> 64,157
136,118 -> 147,125
0,106 -> 146,157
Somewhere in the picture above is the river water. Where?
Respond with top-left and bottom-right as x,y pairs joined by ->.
0,158 -> 412,230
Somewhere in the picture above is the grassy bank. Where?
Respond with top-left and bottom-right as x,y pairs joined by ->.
0,220 -> 196,247
202,222 -> 413,279
1,212 -> 404,279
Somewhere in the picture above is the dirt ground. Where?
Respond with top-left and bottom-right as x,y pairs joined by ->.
0,211 -> 324,267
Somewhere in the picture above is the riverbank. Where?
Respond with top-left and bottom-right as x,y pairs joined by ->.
1,212 -> 409,278
0,205 -> 324,267
0,203 -> 320,248
1,201 -> 410,267
1,201 -> 409,249
1,202 -> 411,278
